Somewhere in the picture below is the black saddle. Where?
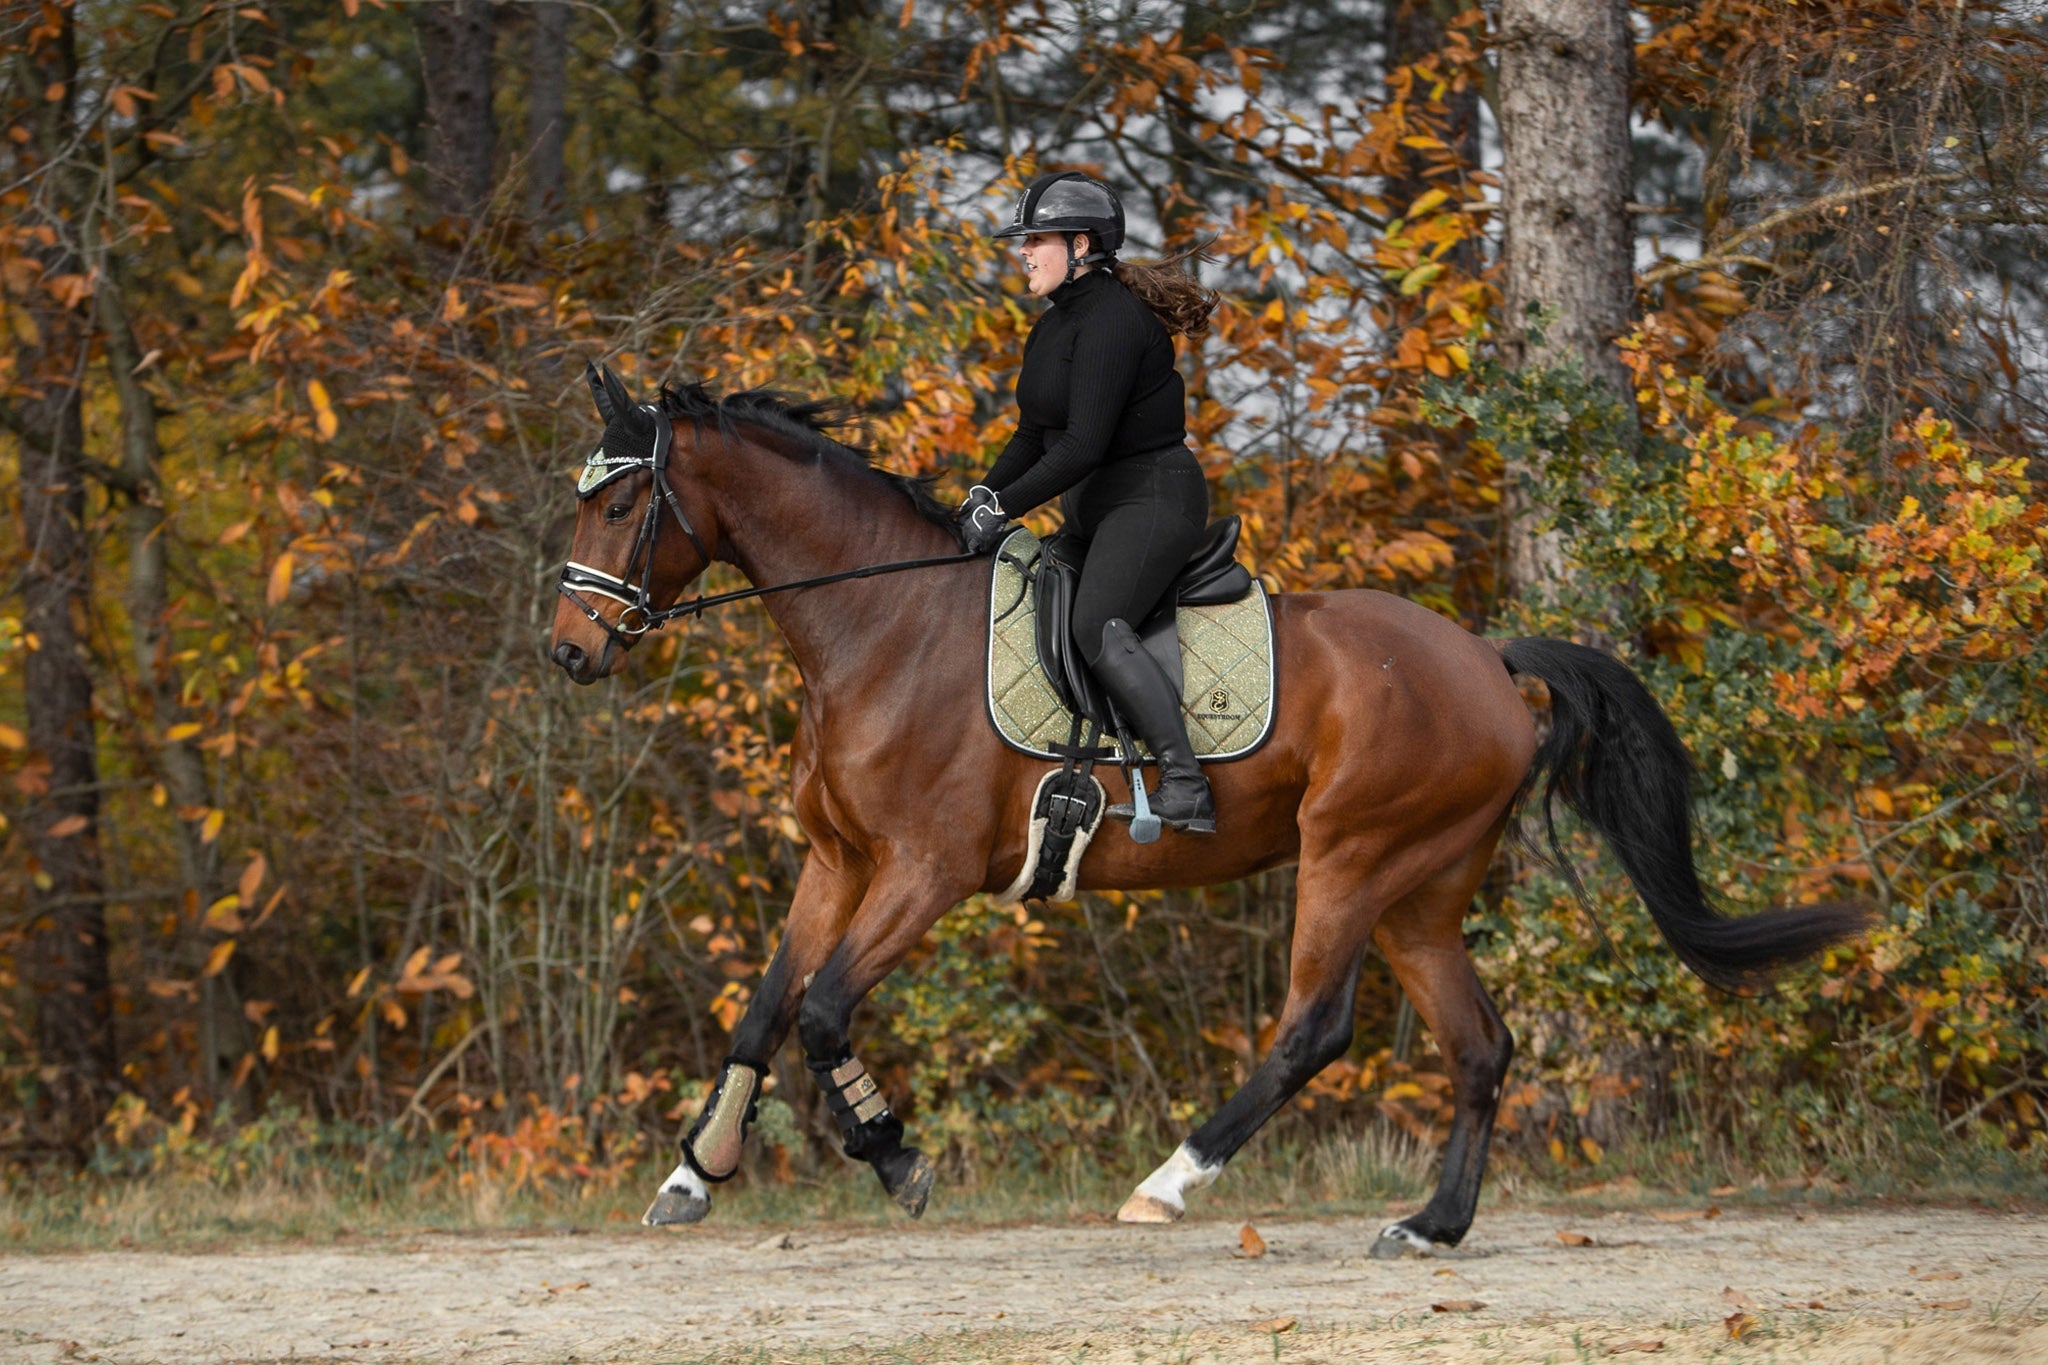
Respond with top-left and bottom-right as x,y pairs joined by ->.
1028,515 -> 1256,735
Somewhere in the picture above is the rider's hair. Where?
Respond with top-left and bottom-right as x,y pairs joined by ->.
1108,240 -> 1221,338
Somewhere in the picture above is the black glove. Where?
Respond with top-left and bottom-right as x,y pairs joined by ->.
954,485 -> 1010,555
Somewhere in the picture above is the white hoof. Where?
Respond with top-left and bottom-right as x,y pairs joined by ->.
1116,1191 -> 1183,1224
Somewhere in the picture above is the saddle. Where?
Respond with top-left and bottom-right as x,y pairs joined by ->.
1027,516 -> 1256,733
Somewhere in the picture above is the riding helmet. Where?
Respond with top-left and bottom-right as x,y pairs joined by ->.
992,171 -> 1126,258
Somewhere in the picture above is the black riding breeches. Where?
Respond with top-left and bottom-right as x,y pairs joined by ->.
1060,446 -> 1209,668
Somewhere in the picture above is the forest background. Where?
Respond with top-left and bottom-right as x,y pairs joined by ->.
2,0 -> 2045,1212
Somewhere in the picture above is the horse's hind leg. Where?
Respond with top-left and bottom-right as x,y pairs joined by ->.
1116,851 -> 1376,1223
1366,845 -> 1514,1257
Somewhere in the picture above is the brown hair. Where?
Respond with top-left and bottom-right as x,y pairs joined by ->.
1109,241 -> 1220,338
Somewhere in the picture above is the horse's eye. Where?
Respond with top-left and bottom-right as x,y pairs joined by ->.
604,501 -> 632,524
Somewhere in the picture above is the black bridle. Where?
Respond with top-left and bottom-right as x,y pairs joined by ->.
556,406 -> 978,650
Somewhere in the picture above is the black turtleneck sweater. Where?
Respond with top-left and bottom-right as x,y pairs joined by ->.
981,269 -> 1189,516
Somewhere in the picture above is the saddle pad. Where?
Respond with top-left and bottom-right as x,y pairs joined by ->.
986,527 -> 1277,763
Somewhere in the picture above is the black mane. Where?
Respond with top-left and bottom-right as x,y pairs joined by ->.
657,381 -> 958,531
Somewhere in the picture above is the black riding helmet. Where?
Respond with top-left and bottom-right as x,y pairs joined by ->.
993,171 -> 1126,284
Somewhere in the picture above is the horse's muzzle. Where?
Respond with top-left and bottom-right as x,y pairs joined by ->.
551,640 -> 601,684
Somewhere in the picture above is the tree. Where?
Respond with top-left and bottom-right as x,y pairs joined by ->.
414,1 -> 500,220
1497,0 -> 1637,601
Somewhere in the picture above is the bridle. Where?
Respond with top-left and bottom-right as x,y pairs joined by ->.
557,405 -> 713,651
556,405 -> 978,652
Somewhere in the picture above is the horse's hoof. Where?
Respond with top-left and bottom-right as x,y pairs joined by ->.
1115,1192 -> 1182,1224
1368,1227 -> 1432,1259
642,1187 -> 711,1226
889,1152 -> 936,1219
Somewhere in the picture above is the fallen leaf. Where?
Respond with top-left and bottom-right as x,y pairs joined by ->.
1721,1287 -> 1759,1310
1652,1209 -> 1707,1222
1705,1205 -> 1723,1219
1605,1342 -> 1664,1356
1431,1300 -> 1486,1313
1916,1271 -> 1961,1282
543,1280 -> 590,1294
1724,1310 -> 1757,1339
1433,1267 -> 1459,1278
1237,1223 -> 1266,1258
1558,1231 -> 1597,1247
1928,1299 -> 1972,1310
1250,1316 -> 1295,1334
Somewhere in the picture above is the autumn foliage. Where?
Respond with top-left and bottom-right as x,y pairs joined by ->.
2,0 -> 2043,1190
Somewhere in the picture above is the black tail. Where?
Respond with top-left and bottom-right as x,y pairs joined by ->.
1500,637 -> 1869,993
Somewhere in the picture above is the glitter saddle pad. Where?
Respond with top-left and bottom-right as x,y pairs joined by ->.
984,526 -> 1277,763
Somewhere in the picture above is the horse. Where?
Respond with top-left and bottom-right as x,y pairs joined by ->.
548,363 -> 1866,1256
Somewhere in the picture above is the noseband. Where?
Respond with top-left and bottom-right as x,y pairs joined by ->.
557,406 -> 712,650
557,404 -> 979,649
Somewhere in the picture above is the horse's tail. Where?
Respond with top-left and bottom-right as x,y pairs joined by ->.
1499,637 -> 1869,993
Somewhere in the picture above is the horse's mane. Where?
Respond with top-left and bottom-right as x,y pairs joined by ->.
657,381 -> 957,531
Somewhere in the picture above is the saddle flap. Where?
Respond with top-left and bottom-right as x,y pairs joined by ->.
1173,516 -> 1255,607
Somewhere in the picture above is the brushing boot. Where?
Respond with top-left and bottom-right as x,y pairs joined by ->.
1094,618 -> 1216,835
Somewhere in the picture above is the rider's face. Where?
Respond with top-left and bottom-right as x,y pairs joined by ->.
1020,231 -> 1090,297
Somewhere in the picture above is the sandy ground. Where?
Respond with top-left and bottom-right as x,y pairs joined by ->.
3,1206 -> 2045,1363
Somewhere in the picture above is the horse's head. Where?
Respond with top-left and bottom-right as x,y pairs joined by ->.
549,362 -> 718,684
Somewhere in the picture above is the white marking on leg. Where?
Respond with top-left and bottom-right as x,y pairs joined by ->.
659,1159 -> 709,1203
1377,1219 -> 1432,1251
1132,1142 -> 1223,1216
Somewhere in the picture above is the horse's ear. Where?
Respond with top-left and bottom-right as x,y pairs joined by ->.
587,361 -> 621,425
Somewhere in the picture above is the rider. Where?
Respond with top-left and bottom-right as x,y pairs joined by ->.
955,171 -> 1220,834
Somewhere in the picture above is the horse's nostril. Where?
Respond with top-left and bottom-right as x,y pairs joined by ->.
552,642 -> 586,674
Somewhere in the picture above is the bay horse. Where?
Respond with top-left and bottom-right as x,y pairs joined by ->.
548,364 -> 1864,1255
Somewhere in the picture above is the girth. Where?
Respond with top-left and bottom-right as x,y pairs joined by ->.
1027,515 -> 1255,734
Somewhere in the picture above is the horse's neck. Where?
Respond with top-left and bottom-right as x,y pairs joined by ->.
709,445 -> 959,684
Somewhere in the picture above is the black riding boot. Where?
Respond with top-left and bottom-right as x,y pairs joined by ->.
1095,619 -> 1216,835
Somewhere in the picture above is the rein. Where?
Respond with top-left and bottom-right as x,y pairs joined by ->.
557,404 -> 978,648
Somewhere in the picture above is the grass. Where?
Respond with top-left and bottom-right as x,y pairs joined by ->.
4,1106 -> 2043,1254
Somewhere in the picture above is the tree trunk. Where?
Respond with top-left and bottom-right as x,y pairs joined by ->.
12,0 -> 116,1159
1497,0 -> 1637,602
415,1 -> 500,220
525,2 -> 569,221
91,256 -> 247,1096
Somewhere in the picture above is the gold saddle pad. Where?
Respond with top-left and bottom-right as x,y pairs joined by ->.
985,527 -> 1277,763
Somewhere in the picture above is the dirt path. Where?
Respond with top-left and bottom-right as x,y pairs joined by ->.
4,1207 -> 2045,1362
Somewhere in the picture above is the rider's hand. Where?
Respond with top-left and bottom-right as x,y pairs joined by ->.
954,485 -> 1009,555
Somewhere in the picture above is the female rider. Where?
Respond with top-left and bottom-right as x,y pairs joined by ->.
955,172 -> 1220,834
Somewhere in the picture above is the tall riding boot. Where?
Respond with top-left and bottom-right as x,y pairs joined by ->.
1095,618 -> 1216,834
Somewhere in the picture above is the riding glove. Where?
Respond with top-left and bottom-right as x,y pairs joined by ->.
955,485 -> 1010,555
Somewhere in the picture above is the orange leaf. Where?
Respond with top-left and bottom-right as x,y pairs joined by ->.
1250,1316 -> 1295,1333
267,552 -> 294,605
237,854 -> 267,906
1238,1223 -> 1267,1258
47,813 -> 89,839
0,723 -> 24,750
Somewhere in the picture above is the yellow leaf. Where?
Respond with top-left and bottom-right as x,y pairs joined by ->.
261,1025 -> 280,1062
1408,188 -> 1449,216
0,723 -> 24,750
200,808 -> 225,843
165,722 -> 202,742
267,552 -> 293,606
202,939 -> 237,977
1579,1135 -> 1605,1164
1447,344 -> 1471,372
1383,1081 -> 1425,1101
202,895 -> 243,932
308,380 -> 338,441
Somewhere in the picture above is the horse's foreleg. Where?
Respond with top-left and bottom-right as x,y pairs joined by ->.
1366,856 -> 1513,1257
644,852 -> 868,1227
795,855 -> 966,1218
1118,853 -> 1374,1223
